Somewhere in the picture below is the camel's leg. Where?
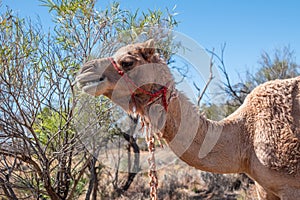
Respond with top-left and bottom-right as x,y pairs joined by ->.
255,182 -> 280,200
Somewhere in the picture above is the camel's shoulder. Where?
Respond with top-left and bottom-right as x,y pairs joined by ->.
248,76 -> 299,97
244,76 -> 300,174
244,76 -> 300,113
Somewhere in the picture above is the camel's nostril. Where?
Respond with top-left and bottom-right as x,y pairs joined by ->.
99,76 -> 105,82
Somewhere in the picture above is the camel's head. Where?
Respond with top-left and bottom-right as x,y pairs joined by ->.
76,40 -> 173,113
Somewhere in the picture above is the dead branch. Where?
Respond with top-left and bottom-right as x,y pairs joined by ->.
195,50 -> 215,106
206,44 -> 244,104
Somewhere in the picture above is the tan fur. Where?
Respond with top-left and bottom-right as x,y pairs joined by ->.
245,78 -> 300,174
76,40 -> 300,200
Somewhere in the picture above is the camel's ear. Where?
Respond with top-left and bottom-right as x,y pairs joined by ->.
141,39 -> 155,61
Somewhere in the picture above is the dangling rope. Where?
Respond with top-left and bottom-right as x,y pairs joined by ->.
144,122 -> 159,200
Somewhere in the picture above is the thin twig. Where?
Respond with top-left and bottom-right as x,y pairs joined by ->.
196,50 -> 215,106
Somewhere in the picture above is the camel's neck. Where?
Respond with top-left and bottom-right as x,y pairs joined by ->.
111,60 -> 245,173
155,91 -> 244,174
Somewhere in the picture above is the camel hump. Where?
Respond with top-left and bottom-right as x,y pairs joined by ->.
246,77 -> 300,174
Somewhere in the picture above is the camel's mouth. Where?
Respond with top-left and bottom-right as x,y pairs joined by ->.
76,75 -> 107,96
78,76 -> 106,88
75,58 -> 113,96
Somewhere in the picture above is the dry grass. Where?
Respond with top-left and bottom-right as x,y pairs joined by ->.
1,147 -> 259,200
107,148 -> 258,200
116,162 -> 257,200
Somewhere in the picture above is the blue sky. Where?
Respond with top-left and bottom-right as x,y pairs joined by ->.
1,0 -> 300,81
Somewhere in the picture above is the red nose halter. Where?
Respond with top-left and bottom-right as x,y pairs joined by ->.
108,57 -> 169,111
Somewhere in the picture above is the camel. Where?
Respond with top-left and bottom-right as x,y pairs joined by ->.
75,40 -> 300,200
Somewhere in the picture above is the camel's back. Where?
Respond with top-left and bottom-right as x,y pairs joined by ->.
244,76 -> 300,174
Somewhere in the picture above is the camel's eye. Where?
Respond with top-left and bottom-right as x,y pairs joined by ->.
121,60 -> 134,71
121,61 -> 133,68
120,56 -> 136,70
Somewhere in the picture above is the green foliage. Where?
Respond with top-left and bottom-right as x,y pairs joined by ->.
33,107 -> 70,146
40,0 -> 179,63
0,8 -> 42,75
254,46 -> 299,84
0,0 -> 180,199
115,4 -> 180,62
41,0 -> 104,62
71,177 -> 88,197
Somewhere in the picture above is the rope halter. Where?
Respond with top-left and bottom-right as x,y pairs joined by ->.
108,57 -> 169,111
